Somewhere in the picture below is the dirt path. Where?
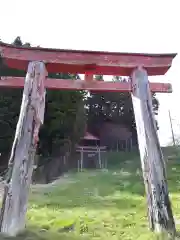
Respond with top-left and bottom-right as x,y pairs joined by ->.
0,174 -> 77,198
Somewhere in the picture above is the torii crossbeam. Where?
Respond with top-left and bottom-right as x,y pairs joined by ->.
0,42 -> 175,92
0,42 -> 177,237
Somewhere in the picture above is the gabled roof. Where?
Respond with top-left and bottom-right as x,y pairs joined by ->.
81,132 -> 99,141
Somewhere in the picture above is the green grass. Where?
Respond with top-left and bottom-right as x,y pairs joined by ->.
1,150 -> 180,239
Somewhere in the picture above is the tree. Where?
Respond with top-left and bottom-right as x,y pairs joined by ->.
0,43 -> 23,159
86,75 -> 159,138
0,37 -> 86,172
12,36 -> 23,46
95,75 -> 103,81
39,88 -> 86,157
112,76 -> 128,82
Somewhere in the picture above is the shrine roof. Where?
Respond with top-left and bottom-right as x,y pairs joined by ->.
81,132 -> 99,141
0,42 -> 177,76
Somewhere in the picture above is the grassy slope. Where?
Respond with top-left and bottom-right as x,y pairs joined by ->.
1,150 -> 180,239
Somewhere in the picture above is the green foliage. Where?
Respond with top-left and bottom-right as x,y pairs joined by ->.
86,90 -> 135,135
95,75 -> 103,81
0,89 -> 22,155
112,76 -> 129,82
152,93 -> 159,115
0,37 -> 86,159
39,89 -> 86,156
86,75 -> 159,136
12,36 -> 23,46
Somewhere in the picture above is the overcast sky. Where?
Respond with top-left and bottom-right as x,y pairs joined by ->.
0,0 -> 180,146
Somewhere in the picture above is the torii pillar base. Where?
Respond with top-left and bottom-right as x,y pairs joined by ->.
131,67 -> 175,236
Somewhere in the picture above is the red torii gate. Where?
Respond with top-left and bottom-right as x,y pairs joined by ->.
0,42 -> 173,92
0,42 -> 177,236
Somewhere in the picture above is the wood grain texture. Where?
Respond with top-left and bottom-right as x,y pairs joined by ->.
131,67 -> 175,236
0,61 -> 47,236
0,77 -> 172,93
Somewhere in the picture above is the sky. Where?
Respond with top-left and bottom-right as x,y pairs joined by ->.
0,0 -> 180,146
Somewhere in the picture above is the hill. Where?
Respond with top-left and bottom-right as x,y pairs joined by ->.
1,150 -> 180,239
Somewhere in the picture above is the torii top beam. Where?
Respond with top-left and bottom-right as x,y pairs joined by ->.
0,42 -> 176,76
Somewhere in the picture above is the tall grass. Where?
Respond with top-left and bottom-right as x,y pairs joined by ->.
1,148 -> 180,239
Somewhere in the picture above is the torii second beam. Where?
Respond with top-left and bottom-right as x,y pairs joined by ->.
0,77 -> 172,93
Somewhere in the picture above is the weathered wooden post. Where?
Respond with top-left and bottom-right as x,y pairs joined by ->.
131,67 -> 175,236
0,61 -> 47,236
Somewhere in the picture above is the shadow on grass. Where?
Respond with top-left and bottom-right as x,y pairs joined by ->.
0,228 -> 84,240
29,155 -> 180,212
1,228 -> 179,240
29,160 -> 145,210
30,149 -> 180,203
30,194 -> 142,211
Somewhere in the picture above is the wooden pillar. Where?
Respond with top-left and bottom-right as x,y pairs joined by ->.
105,152 -> 107,169
77,158 -> 80,172
98,148 -> 101,169
131,66 -> 175,235
80,150 -> 83,172
0,61 -> 47,236
130,137 -> 133,151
